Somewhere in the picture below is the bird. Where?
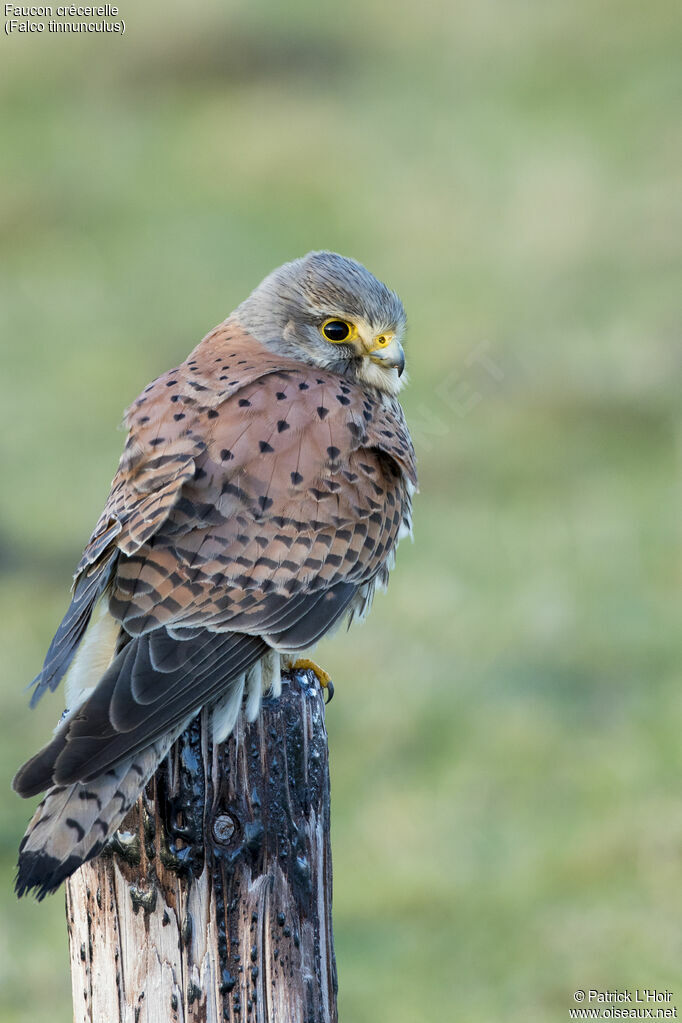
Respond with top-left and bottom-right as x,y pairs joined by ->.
13,251 -> 417,899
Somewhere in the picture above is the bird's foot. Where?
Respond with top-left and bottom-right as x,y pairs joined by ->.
291,658 -> 334,703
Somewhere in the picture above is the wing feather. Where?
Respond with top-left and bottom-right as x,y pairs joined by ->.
14,628 -> 265,796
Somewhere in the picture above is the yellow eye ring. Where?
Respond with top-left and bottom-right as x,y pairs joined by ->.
321,318 -> 356,344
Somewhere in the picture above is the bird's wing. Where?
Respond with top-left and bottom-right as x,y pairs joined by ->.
28,321 -> 281,705
107,340 -> 416,644
16,324 -> 416,797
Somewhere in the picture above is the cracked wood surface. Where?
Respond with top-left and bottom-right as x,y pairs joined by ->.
65,671 -> 337,1023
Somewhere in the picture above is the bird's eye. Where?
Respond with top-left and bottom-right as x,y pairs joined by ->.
321,319 -> 352,343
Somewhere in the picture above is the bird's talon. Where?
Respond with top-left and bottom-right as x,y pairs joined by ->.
292,658 -> 333,702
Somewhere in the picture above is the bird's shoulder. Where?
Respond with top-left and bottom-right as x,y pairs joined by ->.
123,319 -> 415,486
81,321 -> 416,568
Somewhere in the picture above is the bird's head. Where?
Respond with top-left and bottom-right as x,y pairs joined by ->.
233,251 -> 407,396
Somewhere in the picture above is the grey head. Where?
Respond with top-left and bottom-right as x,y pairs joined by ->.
233,251 -> 407,395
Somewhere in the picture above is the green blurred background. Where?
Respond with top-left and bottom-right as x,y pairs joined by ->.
1,1 -> 680,1020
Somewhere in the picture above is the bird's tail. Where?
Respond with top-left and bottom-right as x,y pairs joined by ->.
15,728 -> 182,900
15,644 -> 274,899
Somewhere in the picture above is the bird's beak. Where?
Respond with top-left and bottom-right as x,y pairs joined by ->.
367,336 -> 406,377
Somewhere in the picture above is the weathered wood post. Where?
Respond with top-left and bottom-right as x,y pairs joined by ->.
65,669 -> 337,1023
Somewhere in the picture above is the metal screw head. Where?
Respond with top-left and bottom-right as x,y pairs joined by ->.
212,813 -> 236,845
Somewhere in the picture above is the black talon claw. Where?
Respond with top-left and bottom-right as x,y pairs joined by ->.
323,679 -> 334,704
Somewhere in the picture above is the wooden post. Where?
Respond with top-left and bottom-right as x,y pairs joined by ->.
65,670 -> 338,1023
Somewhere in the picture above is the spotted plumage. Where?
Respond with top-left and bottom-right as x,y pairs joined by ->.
13,251 -> 416,898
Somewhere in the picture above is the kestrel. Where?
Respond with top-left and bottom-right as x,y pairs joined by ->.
14,252 -> 417,899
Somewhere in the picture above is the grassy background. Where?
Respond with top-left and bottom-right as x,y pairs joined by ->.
1,2 -> 681,1020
